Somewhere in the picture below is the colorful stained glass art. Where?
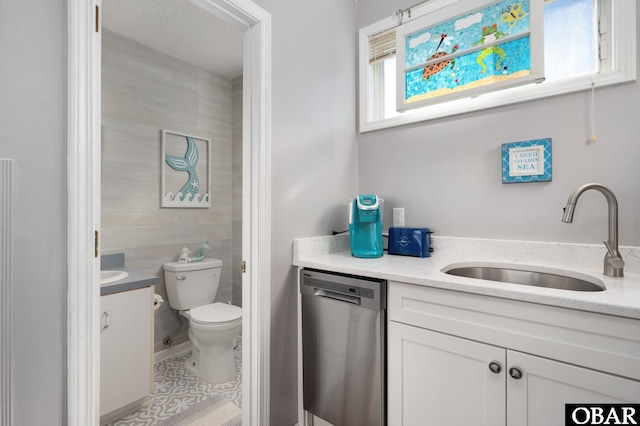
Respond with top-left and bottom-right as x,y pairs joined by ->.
398,0 -> 542,108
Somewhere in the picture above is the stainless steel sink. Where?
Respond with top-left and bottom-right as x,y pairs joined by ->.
442,263 -> 605,292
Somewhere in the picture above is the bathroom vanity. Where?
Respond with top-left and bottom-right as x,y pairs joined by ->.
293,235 -> 640,425
100,254 -> 158,424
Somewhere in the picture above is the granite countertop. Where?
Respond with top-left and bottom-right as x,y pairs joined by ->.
293,234 -> 640,320
100,253 -> 158,296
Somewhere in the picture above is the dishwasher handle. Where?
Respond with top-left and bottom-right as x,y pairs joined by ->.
313,288 -> 361,305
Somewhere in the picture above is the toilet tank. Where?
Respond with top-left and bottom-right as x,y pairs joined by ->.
163,258 -> 223,310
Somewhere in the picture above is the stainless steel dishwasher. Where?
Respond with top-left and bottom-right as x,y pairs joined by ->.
300,268 -> 387,426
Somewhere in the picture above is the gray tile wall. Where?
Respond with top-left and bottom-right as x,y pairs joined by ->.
101,30 -> 238,352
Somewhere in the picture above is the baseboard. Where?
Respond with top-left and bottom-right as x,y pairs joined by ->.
154,341 -> 191,364
100,396 -> 150,426
1,159 -> 14,426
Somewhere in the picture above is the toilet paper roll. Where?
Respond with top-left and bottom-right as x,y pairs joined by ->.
153,294 -> 165,311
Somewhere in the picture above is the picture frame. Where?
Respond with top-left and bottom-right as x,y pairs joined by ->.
502,138 -> 552,184
161,129 -> 211,208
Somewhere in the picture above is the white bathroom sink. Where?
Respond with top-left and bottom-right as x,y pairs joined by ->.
100,270 -> 129,285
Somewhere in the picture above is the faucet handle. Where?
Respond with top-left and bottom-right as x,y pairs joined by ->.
608,257 -> 626,269
603,240 -> 626,269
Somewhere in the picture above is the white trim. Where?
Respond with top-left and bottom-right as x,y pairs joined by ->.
67,1 -> 101,424
191,0 -> 255,29
358,0 -> 636,133
242,10 -> 272,425
193,3 -> 273,424
67,1 -> 271,425
153,341 -> 192,364
1,159 -> 14,426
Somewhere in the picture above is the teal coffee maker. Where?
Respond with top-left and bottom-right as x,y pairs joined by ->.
349,194 -> 383,258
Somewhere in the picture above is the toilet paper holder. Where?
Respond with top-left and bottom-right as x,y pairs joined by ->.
153,294 -> 164,310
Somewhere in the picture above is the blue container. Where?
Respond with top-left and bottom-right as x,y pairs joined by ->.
388,227 -> 432,258
349,195 -> 383,258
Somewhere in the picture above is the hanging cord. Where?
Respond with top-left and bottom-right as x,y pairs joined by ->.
590,75 -> 597,141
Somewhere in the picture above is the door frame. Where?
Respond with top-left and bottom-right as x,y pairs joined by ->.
67,1 -> 271,425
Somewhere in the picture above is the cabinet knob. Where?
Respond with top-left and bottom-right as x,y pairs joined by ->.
488,362 -> 502,374
509,367 -> 523,380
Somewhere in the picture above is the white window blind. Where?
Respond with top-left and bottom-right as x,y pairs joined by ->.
369,28 -> 397,64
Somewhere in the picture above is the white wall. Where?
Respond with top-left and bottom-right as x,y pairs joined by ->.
0,0 -> 66,424
250,0 -> 359,423
357,0 -> 640,247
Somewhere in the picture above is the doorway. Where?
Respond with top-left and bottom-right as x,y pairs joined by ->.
67,1 -> 272,425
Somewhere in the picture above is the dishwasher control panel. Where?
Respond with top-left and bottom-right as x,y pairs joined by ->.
300,269 -> 386,312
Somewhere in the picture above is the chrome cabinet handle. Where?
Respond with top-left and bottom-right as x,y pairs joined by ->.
509,367 -> 523,380
176,275 -> 187,280
488,362 -> 502,374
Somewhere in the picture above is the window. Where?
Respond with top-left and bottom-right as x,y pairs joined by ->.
358,0 -> 636,132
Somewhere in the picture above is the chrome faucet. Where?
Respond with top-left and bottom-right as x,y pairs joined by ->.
561,183 -> 625,277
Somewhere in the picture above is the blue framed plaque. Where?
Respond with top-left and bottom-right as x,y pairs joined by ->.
502,138 -> 552,184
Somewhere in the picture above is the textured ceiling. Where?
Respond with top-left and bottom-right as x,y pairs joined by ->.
102,0 -> 244,79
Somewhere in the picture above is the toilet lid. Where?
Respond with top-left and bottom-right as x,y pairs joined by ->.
190,303 -> 242,324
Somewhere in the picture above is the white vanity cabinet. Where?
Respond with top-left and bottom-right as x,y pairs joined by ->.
388,281 -> 640,426
100,286 -> 153,421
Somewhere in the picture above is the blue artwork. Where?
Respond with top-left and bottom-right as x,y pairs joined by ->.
165,136 -> 201,201
162,130 -> 211,208
502,138 -> 552,184
404,0 -> 532,103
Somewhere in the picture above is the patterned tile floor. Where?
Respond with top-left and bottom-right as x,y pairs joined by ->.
108,336 -> 242,425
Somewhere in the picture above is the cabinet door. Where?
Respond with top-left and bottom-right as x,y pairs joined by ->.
507,350 -> 640,426
388,321 -> 506,426
100,287 -> 152,416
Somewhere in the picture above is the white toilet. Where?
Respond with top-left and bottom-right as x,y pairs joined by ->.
163,258 -> 242,383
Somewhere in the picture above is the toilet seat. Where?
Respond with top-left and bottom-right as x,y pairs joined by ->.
190,302 -> 242,325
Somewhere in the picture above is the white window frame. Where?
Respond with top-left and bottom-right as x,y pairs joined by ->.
358,0 -> 636,133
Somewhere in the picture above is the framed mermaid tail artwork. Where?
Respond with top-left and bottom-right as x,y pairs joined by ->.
161,129 -> 211,208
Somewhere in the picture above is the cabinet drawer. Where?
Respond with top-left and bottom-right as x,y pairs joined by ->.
389,281 -> 640,380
